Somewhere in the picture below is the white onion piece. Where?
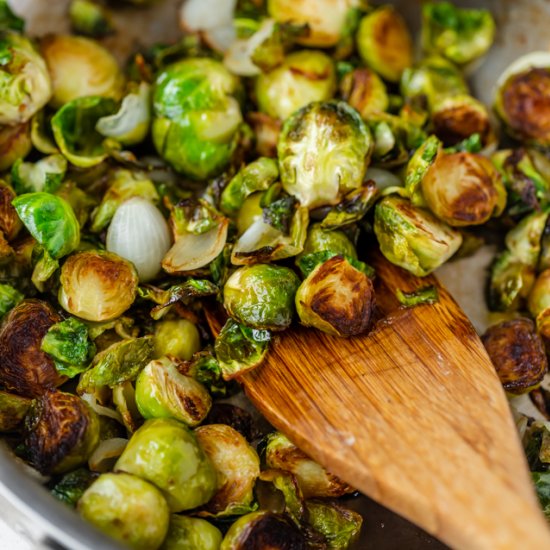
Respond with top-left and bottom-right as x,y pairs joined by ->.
89,438 -> 128,473
106,197 -> 171,283
81,393 -> 123,422
162,219 -> 229,274
365,167 -> 403,190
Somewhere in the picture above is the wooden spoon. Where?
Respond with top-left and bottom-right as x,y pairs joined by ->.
240,252 -> 550,549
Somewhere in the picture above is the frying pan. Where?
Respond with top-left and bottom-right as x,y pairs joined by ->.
1,0 -> 549,548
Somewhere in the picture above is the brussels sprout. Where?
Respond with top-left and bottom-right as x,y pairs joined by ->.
296,255 -> 374,337
421,2 -> 495,65
404,135 -> 442,206
305,500 -> 363,550
0,300 -> 64,397
31,110 -> 58,155
78,472 -> 170,550
24,390 -> 100,474
421,151 -> 506,226
215,318 -> 270,380
265,432 -> 353,498
0,390 -> 31,432
59,250 -> 138,322
96,82 -> 152,146
181,352 -> 227,398
41,34 -> 124,108
220,511 -> 305,549
0,181 -> 21,241
258,468 -> 305,525
221,157 -> 279,215
51,95 -> 117,168
278,101 -> 372,209
153,58 -> 242,179
161,517 -> 222,550
77,336 -> 154,394
0,0 -> 24,32
494,52 -> 550,146
0,31 -> 51,125
482,318 -> 548,394
0,122 -> 32,171
135,358 -> 211,426
41,317 -> 95,379
374,195 -> 463,277
115,418 -> 217,512
487,250 -> 536,312
505,210 -> 549,267
532,472 -> 550,519
340,67 -> 389,119
50,468 -> 97,508
267,0 -> 360,48
255,50 -> 336,121
224,264 -> 300,330
153,318 -> 201,361
90,169 -> 159,233
12,154 -> 67,195
357,6 -> 413,83
195,424 -> 260,516
301,224 -> 357,260
0,283 -> 22,317
69,0 -> 114,38
236,192 -> 264,235
529,269 -> 550,318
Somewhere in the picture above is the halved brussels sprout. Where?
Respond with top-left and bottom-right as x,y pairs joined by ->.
356,6 -> 413,83
96,82 -> 152,147
215,318 -> 271,380
278,101 -> 372,209
374,195 -> 463,276
265,432 -> 354,499
0,390 -> 31,432
50,468 -> 97,508
51,95 -> 117,168
421,151 -> 506,226
115,418 -> 218,512
69,0 -> 114,38
296,255 -> 374,337
224,264 -> 300,330
0,283 -> 23,318
12,154 -> 67,195
0,31 -> 52,125
482,318 -> 548,395
0,122 -> 32,171
135,358 -> 211,426
0,300 -> 64,397
494,52 -> 550,146
59,250 -> 138,322
161,515 -> 222,550
154,318 -> 201,361
78,472 -> 170,550
24,390 -> 100,474
195,423 -> 260,516
267,0 -> 360,48
77,336 -> 154,394
255,50 -> 336,121
505,210 -> 549,267
41,34 -> 124,108
153,58 -> 242,179
220,511 -> 305,549
340,67 -> 389,119
421,2 -> 495,65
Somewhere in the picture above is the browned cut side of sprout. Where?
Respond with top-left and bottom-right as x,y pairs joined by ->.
0,182 -> 22,242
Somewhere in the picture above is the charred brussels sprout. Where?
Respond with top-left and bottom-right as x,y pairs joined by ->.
374,195 -> 462,277
59,250 -> 138,322
153,58 -> 242,179
482,318 -> 548,395
421,2 -> 495,65
223,264 -> 300,330
135,358 -> 211,426
421,151 -> 506,226
78,472 -> 169,550
278,101 -> 372,209
41,34 -> 124,108
356,6 -> 413,83
494,53 -> 550,146
154,318 -> 201,361
221,511 -> 305,549
161,515 -> 222,550
0,122 -> 32,172
265,432 -> 353,498
115,418 -> 217,512
195,423 -> 260,516
0,300 -> 64,397
0,31 -> 52,125
0,390 -> 31,432
24,390 -> 100,474
340,67 -> 389,119
296,256 -> 374,337
255,50 -> 336,120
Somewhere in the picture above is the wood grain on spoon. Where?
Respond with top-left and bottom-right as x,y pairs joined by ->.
241,252 -> 550,549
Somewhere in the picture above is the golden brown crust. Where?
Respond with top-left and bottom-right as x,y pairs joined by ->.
432,104 -> 491,146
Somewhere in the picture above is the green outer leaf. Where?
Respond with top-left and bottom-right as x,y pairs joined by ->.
13,192 -> 80,259
0,283 -> 23,317
50,468 -> 97,508
0,0 -> 24,32
12,154 -> 67,194
396,285 -> 439,307
532,472 -> 550,519
297,251 -> 374,279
